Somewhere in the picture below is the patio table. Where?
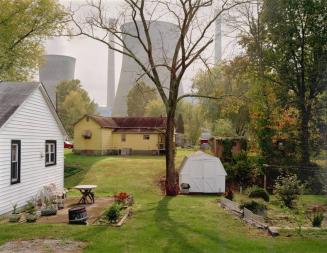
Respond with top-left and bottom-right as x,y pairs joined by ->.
74,185 -> 97,204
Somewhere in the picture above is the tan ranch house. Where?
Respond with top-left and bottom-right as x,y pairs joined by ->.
73,115 -> 167,155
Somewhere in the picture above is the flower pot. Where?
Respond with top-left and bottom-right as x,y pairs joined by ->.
26,213 -> 37,223
41,208 -> 57,216
9,213 -> 21,223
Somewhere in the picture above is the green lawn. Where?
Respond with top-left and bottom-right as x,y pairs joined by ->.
0,149 -> 327,253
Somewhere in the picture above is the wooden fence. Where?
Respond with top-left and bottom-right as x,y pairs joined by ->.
243,208 -> 268,229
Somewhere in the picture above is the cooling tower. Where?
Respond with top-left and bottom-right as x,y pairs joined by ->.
39,55 -> 76,107
214,15 -> 222,64
112,21 -> 182,116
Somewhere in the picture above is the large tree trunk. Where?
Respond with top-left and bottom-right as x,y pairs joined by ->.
299,102 -> 311,165
165,109 -> 178,196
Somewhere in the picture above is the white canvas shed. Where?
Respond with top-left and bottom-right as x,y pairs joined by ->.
179,151 -> 227,193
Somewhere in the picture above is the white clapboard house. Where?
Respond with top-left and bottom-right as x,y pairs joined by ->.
0,82 -> 66,215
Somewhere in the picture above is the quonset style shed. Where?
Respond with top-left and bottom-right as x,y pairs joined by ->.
179,151 -> 227,193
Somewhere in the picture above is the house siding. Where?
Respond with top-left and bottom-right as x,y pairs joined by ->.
112,133 -> 160,150
0,88 -> 64,215
74,117 -> 103,151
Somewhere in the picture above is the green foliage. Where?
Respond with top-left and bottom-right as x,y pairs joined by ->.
11,203 -> 18,214
226,151 -> 259,188
221,138 -> 235,161
145,98 -> 166,117
192,59 -> 251,137
212,119 -> 235,137
307,205 -> 325,228
312,213 -> 324,227
0,0 -> 67,81
260,0 -> 327,164
248,186 -> 270,202
25,200 -> 36,214
127,82 -> 158,117
106,202 -> 122,223
57,79 -> 96,137
240,200 -> 267,215
274,174 -> 304,208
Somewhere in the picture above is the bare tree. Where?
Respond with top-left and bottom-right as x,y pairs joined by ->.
69,0 -> 245,195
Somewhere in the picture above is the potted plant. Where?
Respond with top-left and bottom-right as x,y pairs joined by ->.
180,183 -> 190,194
9,203 -> 21,223
41,197 -> 57,216
25,200 -> 37,223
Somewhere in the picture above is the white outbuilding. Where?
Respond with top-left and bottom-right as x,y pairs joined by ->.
179,151 -> 227,193
0,82 -> 67,215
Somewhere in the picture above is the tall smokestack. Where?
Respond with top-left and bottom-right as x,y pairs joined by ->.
107,19 -> 116,108
214,14 -> 222,64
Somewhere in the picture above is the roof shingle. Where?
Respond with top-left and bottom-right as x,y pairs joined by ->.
0,82 -> 39,128
86,115 -> 166,130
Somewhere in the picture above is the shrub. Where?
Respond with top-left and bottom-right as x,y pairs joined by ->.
224,189 -> 234,201
312,213 -> 324,227
25,200 -> 36,214
248,186 -> 270,202
307,205 -> 325,227
106,203 -> 122,223
274,173 -> 304,208
240,200 -> 267,214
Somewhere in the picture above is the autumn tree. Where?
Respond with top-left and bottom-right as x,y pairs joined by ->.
240,0 -> 327,165
0,0 -> 67,81
193,57 -> 250,137
127,82 -> 157,116
70,0 -> 245,195
57,80 -> 96,137
144,98 -> 166,117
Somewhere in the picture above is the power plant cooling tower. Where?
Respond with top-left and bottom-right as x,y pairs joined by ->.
39,55 -> 76,107
112,21 -> 182,116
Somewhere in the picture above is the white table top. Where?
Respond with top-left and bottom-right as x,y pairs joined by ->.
74,185 -> 97,190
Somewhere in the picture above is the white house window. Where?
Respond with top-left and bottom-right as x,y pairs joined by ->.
45,140 -> 56,166
11,140 -> 21,184
143,134 -> 150,140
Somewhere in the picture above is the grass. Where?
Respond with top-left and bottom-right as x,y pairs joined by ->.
0,149 -> 327,253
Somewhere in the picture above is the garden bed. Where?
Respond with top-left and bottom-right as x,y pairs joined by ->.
226,193 -> 327,232
93,192 -> 134,227
94,206 -> 132,226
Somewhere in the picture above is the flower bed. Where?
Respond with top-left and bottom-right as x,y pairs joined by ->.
94,192 -> 134,226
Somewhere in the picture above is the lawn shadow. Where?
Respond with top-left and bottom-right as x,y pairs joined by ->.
154,196 -> 226,252
64,152 -> 109,189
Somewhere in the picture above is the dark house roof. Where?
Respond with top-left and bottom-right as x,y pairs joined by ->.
0,82 -> 40,128
85,115 -> 167,131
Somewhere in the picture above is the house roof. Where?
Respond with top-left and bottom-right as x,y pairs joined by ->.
0,82 -> 67,136
87,115 -> 118,128
0,82 -> 40,128
84,115 -> 167,130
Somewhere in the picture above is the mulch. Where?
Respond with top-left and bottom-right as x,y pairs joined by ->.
37,196 -> 114,225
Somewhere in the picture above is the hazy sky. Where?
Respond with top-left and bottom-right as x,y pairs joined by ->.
42,0 -> 241,106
